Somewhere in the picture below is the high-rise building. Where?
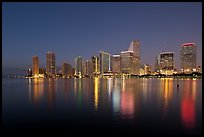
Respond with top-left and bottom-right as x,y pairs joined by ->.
120,50 -> 139,75
157,52 -> 174,75
39,68 -> 46,77
67,63 -> 72,77
46,52 -> 56,78
154,55 -> 160,73
32,56 -> 39,76
85,60 -> 94,77
144,64 -> 151,75
62,62 -> 69,78
27,68 -> 32,77
75,56 -> 83,77
128,40 -> 141,75
100,51 -> 111,74
112,55 -> 121,74
92,56 -> 100,74
72,68 -> 75,76
121,51 -> 133,74
128,40 -> 140,58
180,43 -> 196,73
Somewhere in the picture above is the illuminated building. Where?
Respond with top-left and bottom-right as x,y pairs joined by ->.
62,62 -> 69,78
128,40 -> 141,75
154,55 -> 160,73
46,52 -> 56,78
85,60 -> 94,77
72,68 -> 75,76
67,63 -> 73,77
120,51 -> 139,75
75,56 -> 83,77
82,61 -> 86,76
144,64 -> 151,75
158,52 -> 174,75
112,54 -> 121,74
100,51 -> 111,74
27,68 -> 32,77
128,40 -> 140,58
32,56 -> 39,76
39,68 -> 46,75
39,68 -> 46,77
91,56 -> 100,74
180,43 -> 196,73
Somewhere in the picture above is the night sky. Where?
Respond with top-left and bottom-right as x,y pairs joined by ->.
2,2 -> 202,75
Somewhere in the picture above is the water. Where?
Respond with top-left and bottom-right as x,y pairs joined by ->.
2,78 -> 202,135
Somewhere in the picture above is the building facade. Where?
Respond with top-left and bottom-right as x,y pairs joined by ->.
158,52 -> 174,75
128,40 -> 141,75
92,56 -> 100,75
120,51 -> 134,74
180,43 -> 196,73
85,60 -> 94,77
32,56 -> 39,76
112,54 -> 121,74
46,52 -> 56,78
75,56 -> 83,77
100,51 -> 111,74
62,62 -> 69,77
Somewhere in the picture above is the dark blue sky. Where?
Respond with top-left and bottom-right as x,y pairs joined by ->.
2,2 -> 202,75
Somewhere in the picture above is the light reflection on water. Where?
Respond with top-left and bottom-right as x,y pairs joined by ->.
28,78 -> 200,126
2,78 -> 202,134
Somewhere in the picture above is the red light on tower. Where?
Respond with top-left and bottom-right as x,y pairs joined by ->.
182,43 -> 195,46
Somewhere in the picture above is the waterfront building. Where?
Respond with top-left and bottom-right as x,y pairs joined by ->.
27,68 -> 32,77
180,43 -> 196,73
157,52 -> 174,75
32,56 -> 39,76
46,52 -> 56,78
100,51 -> 111,74
85,60 -> 94,77
75,56 -> 83,77
92,56 -> 100,75
128,40 -> 141,75
62,62 -> 69,78
112,54 -> 121,74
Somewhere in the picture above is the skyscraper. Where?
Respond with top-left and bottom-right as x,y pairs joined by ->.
159,52 -> 174,70
32,56 -> 39,76
75,56 -> 83,77
67,63 -> 73,77
85,60 -> 94,77
157,52 -> 174,75
92,56 -> 100,75
112,55 -> 121,74
180,43 -> 196,73
128,40 -> 141,75
128,40 -> 140,58
46,52 -> 56,78
144,64 -> 151,75
100,51 -> 111,74
62,62 -> 69,78
120,51 -> 134,74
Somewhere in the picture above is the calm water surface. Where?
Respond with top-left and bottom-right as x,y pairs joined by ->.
2,78 -> 202,135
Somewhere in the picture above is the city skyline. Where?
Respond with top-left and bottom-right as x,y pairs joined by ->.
2,2 -> 202,75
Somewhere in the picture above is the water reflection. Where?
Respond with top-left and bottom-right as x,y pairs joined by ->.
112,79 -> 121,114
47,78 -> 56,109
161,78 -> 173,117
31,78 -> 44,106
94,78 -> 99,110
27,78 -> 199,129
120,79 -> 135,119
181,79 -> 196,129
74,79 -> 82,109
